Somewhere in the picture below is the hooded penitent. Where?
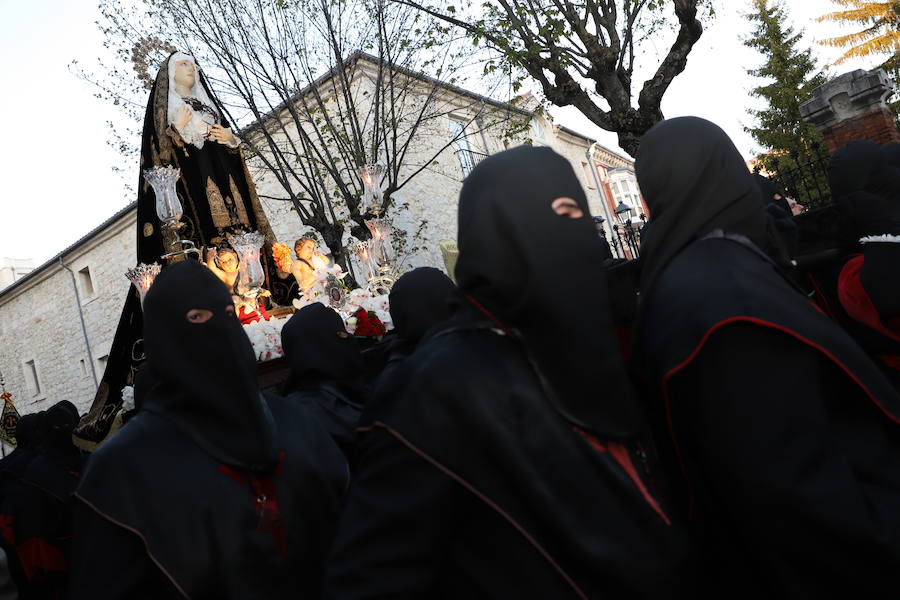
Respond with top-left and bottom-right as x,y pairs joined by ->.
0,412 -> 43,476
388,267 -> 456,351
636,117 -> 766,306
455,145 -> 640,438
142,260 -> 277,472
752,174 -> 791,214
635,117 -> 900,595
21,400 -> 81,490
327,146 -> 694,599
827,140 -> 886,200
752,174 -> 799,264
73,260 -> 348,599
280,303 -> 367,397
280,304 -> 366,461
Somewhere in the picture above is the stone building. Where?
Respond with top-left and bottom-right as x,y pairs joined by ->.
0,258 -> 35,291
245,54 -> 641,270
0,57 -> 637,420
0,204 -> 136,434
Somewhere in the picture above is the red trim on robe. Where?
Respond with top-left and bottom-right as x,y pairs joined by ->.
16,537 -> 67,580
660,315 -> 900,513
837,255 -> 900,343
216,452 -> 288,556
572,427 -> 671,525
0,514 -> 14,547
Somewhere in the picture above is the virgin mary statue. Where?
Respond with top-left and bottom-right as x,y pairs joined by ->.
137,52 -> 276,260
75,52 -> 283,448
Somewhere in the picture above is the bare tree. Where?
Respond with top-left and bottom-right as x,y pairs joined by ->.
78,0 -> 524,273
398,0 -> 712,156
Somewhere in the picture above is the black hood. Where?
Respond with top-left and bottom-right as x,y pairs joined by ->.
753,174 -> 791,214
142,260 -> 277,472
884,142 -> 900,168
280,303 -> 367,397
42,401 -> 79,450
455,145 -> 640,439
827,140 -> 885,200
388,267 -> 456,349
14,412 -> 44,449
636,117 -> 766,308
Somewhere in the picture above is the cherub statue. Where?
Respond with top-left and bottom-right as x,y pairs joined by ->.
205,246 -> 270,322
205,246 -> 242,301
274,237 -> 330,291
205,247 -> 239,288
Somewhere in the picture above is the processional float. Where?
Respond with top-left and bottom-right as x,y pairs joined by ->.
73,52 -> 397,449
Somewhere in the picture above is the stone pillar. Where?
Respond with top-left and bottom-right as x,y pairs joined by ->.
800,69 -> 900,153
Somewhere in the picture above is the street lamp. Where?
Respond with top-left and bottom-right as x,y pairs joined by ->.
614,201 -> 634,222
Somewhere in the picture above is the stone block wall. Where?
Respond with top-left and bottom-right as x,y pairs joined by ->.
0,207 -> 136,418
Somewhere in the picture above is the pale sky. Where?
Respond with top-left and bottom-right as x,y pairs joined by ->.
0,0 -> 880,265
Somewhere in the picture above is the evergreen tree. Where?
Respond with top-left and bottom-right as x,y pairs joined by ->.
744,0 -> 827,172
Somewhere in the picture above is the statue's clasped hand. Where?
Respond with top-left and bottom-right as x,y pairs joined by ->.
208,124 -> 238,146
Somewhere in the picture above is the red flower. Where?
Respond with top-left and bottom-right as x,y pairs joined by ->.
353,308 -> 385,337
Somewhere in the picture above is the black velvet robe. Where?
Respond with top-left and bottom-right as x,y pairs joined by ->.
325,306 -> 697,599
68,393 -> 348,600
640,235 -> 900,596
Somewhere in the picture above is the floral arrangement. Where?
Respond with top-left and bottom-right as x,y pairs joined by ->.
289,265 -> 393,336
243,316 -> 289,361
343,287 -> 392,332
292,264 -> 351,308
272,241 -> 293,272
347,308 -> 387,337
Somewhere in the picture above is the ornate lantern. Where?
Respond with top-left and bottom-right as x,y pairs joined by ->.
350,240 -> 377,282
358,164 -> 385,214
125,262 -> 162,306
228,232 -> 266,307
143,166 -> 183,226
143,166 -> 199,260
365,217 -> 394,271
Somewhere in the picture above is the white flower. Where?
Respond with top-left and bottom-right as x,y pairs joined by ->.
243,316 -> 291,361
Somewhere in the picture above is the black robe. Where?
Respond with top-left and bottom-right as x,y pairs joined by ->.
68,393 -> 348,600
640,234 -> 900,596
326,306 -> 696,599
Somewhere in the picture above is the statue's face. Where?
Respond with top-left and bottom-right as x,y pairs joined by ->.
173,59 -> 196,90
217,251 -> 239,273
295,239 -> 315,260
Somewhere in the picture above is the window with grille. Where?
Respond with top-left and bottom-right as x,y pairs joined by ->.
449,119 -> 477,178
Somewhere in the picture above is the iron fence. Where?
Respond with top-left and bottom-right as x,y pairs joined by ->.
753,142 -> 832,211
596,215 -> 645,259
